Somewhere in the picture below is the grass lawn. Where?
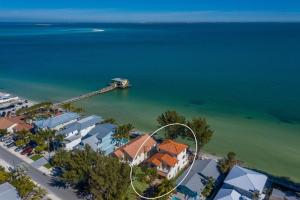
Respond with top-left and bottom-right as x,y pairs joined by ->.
30,154 -> 43,161
43,163 -> 52,169
126,167 -> 150,199
127,179 -> 149,199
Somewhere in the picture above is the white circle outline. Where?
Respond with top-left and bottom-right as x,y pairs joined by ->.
129,123 -> 198,199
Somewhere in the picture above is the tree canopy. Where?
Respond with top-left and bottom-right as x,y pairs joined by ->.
218,152 -> 237,174
51,145 -> 131,199
114,123 -> 134,139
157,111 -> 213,155
103,118 -> 117,124
157,110 -> 186,139
153,179 -> 175,200
201,177 -> 215,197
61,103 -> 84,113
187,117 -> 213,158
0,164 -> 45,198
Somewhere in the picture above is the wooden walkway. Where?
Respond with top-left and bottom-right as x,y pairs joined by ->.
54,85 -> 117,106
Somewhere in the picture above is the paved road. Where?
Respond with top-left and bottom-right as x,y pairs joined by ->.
0,146 -> 81,200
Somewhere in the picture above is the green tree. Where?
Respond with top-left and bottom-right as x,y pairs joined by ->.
0,129 -> 9,135
141,166 -> 157,183
153,179 -> 175,200
114,123 -> 134,140
0,166 -> 11,184
11,176 -> 35,197
61,103 -> 84,113
51,145 -> 131,199
15,139 -> 27,147
103,118 -> 117,124
50,149 -> 72,168
88,156 -> 130,200
201,177 -> 215,197
187,117 -> 213,158
30,187 -> 47,200
157,110 -> 186,139
16,102 -> 52,116
35,144 -> 47,154
218,152 -> 237,174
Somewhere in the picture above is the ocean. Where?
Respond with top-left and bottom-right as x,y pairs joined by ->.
0,22 -> 299,181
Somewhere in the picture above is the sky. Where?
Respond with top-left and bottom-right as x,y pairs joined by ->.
1,0 -> 300,22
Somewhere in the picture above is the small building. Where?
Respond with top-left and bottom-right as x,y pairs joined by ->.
33,112 -> 80,131
147,139 -> 189,179
176,159 -> 221,200
0,116 -> 32,133
214,165 -> 268,200
0,182 -> 21,200
80,123 -> 123,155
111,78 -> 130,88
57,115 -> 103,150
113,134 -> 157,166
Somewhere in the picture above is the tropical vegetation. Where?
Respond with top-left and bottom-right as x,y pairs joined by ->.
61,103 -> 84,113
153,179 -> 175,200
114,123 -> 134,139
16,101 -> 52,116
157,110 -> 214,156
0,165 -> 47,199
201,177 -> 215,197
51,145 -> 131,199
218,152 -> 238,174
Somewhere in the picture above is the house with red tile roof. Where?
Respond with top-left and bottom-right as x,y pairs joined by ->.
147,140 -> 189,179
113,134 -> 157,166
0,116 -> 32,133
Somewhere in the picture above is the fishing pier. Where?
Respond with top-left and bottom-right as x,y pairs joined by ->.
54,78 -> 130,107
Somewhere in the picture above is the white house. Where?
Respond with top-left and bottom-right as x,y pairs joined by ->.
57,115 -> 103,150
113,134 -> 157,166
147,140 -> 189,179
214,166 -> 268,200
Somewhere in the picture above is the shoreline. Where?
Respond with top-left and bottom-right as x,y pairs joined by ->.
0,89 -> 300,182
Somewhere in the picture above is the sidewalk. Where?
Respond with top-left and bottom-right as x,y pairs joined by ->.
0,142 -> 52,175
0,148 -> 60,200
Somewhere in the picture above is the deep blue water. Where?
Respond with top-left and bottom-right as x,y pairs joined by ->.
0,23 -> 300,124
1,23 -> 300,180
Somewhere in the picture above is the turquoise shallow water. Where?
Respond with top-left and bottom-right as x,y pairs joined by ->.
0,23 -> 299,181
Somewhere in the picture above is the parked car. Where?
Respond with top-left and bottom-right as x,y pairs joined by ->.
1,136 -> 11,142
14,146 -> 25,152
21,147 -> 33,155
6,142 -> 15,148
4,139 -> 14,145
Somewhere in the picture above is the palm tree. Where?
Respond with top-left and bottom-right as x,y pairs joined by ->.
157,110 -> 186,139
154,179 -> 174,200
218,152 -> 237,174
114,123 -> 134,140
187,117 -> 213,158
